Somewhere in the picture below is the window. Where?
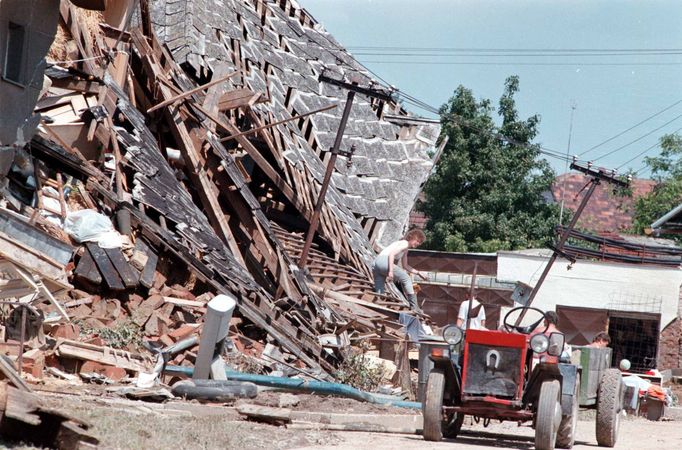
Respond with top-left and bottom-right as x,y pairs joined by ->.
4,22 -> 26,85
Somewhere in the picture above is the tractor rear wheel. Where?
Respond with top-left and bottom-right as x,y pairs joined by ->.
423,369 -> 445,441
596,368 -> 623,447
535,379 -> 561,450
557,377 -> 580,448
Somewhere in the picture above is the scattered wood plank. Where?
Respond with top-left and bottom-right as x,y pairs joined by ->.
85,243 -> 125,291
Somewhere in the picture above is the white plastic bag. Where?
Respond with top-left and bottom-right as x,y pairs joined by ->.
64,209 -> 123,248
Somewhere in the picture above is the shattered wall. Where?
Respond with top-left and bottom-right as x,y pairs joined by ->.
149,0 -> 438,253
0,0 -> 60,146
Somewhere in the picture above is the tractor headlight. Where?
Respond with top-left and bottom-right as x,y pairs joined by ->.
530,334 -> 549,354
547,332 -> 565,356
442,325 -> 463,345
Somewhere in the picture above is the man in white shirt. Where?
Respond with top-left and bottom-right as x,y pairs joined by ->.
456,297 -> 486,330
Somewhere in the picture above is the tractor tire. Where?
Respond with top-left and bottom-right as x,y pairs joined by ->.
443,411 -> 465,439
557,377 -> 580,449
423,369 -> 445,441
535,379 -> 561,450
596,368 -> 623,447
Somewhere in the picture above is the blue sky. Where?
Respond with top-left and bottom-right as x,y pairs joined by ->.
300,0 -> 682,177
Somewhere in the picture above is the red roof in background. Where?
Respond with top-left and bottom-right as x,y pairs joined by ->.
552,173 -> 655,233
409,174 -> 657,234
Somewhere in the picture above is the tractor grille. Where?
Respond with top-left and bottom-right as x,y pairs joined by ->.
463,344 -> 522,398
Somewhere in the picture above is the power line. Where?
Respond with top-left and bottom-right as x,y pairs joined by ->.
619,125 -> 682,171
346,46 -> 682,52
352,51 -> 682,57
580,99 -> 682,157
359,60 -> 682,66
591,112 -> 682,162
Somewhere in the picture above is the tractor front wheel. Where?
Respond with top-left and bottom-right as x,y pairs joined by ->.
596,368 -> 623,447
535,379 -> 562,450
423,369 -> 445,441
557,377 -> 580,448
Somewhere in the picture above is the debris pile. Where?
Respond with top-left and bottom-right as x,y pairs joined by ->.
0,0 -> 439,407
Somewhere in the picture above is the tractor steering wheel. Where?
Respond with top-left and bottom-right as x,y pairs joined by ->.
503,306 -> 549,334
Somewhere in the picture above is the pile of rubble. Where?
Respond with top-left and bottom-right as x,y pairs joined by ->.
0,0 -> 441,421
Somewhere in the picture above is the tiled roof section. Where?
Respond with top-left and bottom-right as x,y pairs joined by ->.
552,173 -> 656,233
150,0 -> 438,259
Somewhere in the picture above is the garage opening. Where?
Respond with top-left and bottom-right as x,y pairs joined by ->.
556,305 -> 661,372
608,311 -> 660,372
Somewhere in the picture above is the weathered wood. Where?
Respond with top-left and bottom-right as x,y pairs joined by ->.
55,339 -> 152,372
85,243 -> 125,290
0,355 -> 31,392
73,249 -> 102,285
147,71 -> 239,113
134,239 -> 158,289
103,247 -> 139,288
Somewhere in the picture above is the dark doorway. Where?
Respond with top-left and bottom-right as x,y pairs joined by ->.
608,312 -> 660,372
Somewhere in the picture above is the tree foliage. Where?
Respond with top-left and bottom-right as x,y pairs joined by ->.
632,133 -> 682,235
419,76 -> 560,252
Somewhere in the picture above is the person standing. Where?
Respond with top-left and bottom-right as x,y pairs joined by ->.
372,229 -> 427,311
457,297 -> 486,330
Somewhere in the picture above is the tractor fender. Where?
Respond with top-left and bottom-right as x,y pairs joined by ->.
523,362 -> 562,407
432,357 -> 462,403
558,363 -> 580,416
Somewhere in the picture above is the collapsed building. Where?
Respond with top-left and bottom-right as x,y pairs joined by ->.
0,0 -> 441,396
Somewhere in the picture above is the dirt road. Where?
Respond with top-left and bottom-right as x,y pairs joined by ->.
296,415 -> 679,450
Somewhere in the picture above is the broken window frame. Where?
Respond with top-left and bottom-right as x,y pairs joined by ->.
3,21 -> 28,87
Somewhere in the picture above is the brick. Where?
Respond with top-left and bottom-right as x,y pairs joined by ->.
21,349 -> 44,379
168,324 -> 199,340
80,361 -> 127,381
51,323 -> 80,341
152,271 -> 167,290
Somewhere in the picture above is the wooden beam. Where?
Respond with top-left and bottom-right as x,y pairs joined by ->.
146,71 -> 239,113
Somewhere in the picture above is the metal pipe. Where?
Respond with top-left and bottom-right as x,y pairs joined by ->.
165,365 -> 421,409
515,178 -> 599,326
298,90 -> 356,269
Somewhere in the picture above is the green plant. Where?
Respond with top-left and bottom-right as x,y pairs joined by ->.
334,349 -> 386,392
75,319 -> 143,350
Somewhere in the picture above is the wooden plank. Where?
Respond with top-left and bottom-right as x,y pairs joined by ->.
134,239 -> 158,289
55,339 -> 152,372
85,243 -> 125,290
218,89 -> 262,111
74,249 -> 102,285
103,247 -> 138,288
162,297 -> 205,309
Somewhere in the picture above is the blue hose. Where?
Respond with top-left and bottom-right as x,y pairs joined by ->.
165,365 -> 421,410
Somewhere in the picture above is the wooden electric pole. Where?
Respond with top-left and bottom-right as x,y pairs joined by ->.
298,74 -> 393,270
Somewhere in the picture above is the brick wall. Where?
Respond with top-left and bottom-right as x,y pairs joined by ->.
553,174 -> 656,233
658,318 -> 682,370
410,174 -> 656,233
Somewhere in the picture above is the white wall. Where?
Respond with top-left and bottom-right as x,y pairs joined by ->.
497,251 -> 682,328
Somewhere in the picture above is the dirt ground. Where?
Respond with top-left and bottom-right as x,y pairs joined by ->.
1,389 -> 678,449
302,414 -> 680,450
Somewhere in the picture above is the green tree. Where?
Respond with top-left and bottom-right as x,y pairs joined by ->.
419,76 -> 561,252
632,133 -> 682,234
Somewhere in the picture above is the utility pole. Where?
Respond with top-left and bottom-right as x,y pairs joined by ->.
515,161 -> 628,326
559,101 -> 577,226
298,74 -> 392,270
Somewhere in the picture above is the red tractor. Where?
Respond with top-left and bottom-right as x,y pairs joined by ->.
420,306 -> 622,450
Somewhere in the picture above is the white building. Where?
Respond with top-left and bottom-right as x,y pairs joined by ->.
497,250 -> 682,371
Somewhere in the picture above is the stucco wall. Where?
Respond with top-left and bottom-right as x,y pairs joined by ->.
0,0 -> 59,145
496,251 -> 682,328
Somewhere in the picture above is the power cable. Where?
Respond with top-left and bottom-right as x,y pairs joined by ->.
591,112 -> 682,162
359,61 -> 682,66
580,99 -> 682,157
616,125 -> 682,170
346,46 -> 682,52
